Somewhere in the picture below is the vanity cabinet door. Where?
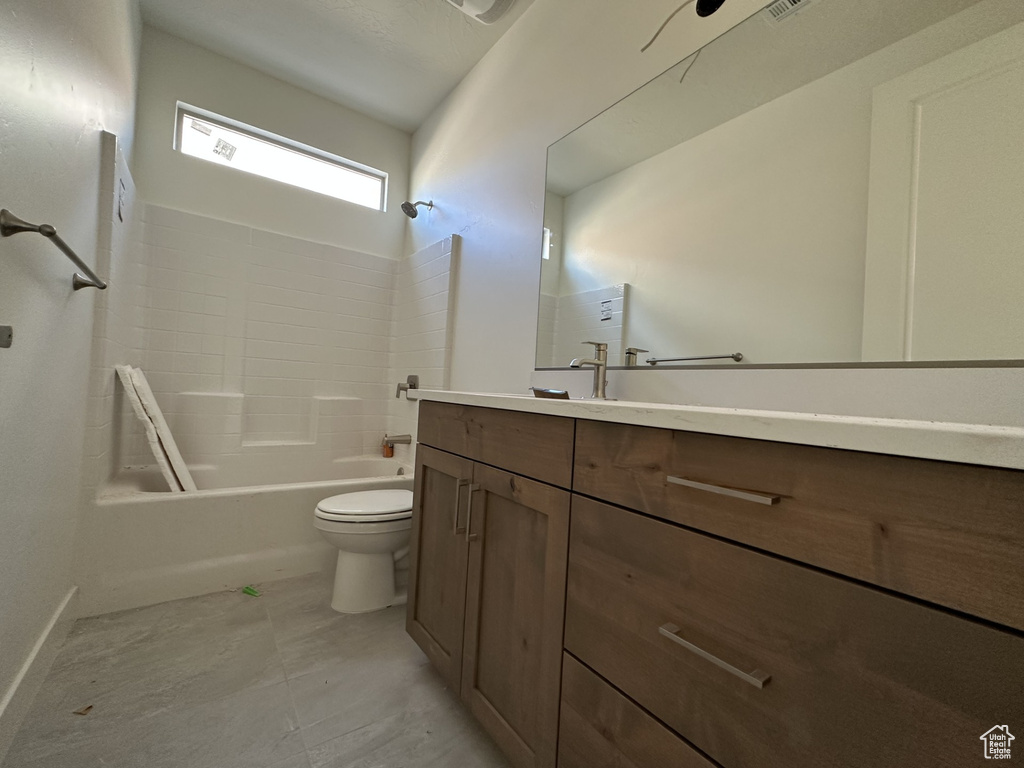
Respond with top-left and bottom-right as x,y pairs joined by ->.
461,463 -> 570,768
406,444 -> 475,692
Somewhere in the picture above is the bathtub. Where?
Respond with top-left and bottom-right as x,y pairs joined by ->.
75,456 -> 414,617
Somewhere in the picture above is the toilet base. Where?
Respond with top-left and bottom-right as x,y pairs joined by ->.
331,550 -> 401,614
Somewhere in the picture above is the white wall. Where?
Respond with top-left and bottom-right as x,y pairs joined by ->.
133,26 -> 412,259
0,0 -> 141,758
408,0 -> 770,392
559,70 -> 868,364
410,0 -> 1024,425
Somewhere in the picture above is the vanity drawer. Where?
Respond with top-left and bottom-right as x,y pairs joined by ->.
573,419 -> 1024,631
565,496 -> 1024,768
418,401 -> 575,488
558,654 -> 716,768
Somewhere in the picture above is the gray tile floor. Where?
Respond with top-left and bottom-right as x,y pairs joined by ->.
3,573 -> 509,768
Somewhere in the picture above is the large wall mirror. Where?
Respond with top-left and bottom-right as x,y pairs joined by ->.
537,0 -> 1024,369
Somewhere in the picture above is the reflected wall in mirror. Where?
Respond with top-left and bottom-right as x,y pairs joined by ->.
537,0 -> 1024,369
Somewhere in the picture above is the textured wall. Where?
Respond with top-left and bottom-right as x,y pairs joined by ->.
0,0 -> 141,758
134,26 -> 411,258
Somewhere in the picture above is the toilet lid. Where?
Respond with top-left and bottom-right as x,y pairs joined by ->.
315,489 -> 413,522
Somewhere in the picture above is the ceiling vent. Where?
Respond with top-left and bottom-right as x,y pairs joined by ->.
762,0 -> 823,24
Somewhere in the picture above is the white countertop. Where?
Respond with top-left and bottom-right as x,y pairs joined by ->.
408,390 -> 1024,470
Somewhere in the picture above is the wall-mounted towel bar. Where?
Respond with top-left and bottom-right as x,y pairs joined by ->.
1,209 -> 107,291
647,353 -> 743,365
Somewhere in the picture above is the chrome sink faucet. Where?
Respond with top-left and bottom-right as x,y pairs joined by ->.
569,341 -> 609,399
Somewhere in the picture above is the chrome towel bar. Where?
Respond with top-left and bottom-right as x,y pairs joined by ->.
1,209 -> 107,290
647,353 -> 743,365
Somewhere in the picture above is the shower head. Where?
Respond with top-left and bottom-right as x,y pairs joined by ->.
401,200 -> 433,219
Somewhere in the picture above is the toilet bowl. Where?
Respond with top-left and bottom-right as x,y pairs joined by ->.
313,489 -> 413,614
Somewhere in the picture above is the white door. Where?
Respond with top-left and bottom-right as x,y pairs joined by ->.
862,21 -> 1024,361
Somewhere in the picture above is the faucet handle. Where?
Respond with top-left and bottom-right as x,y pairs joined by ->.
582,341 -> 608,352
625,347 -> 649,354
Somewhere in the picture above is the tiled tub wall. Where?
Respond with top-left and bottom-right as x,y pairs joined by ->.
106,203 -> 456,485
82,133 -> 149,500
387,236 -> 459,460
541,284 -> 629,368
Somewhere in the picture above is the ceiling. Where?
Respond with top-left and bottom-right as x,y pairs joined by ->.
140,0 -> 537,133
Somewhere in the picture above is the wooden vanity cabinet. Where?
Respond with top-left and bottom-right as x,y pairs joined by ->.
408,402 -> 572,768
574,419 -> 1024,632
559,654 -> 717,768
565,495 -> 1024,768
409,401 -> 1024,768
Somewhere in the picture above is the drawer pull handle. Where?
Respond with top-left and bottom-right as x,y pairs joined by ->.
465,483 -> 481,542
667,476 -> 780,506
453,479 -> 470,535
658,623 -> 771,689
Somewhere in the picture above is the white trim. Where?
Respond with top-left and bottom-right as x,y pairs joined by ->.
0,587 -> 78,765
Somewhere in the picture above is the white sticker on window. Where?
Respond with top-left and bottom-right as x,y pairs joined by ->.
213,139 -> 237,161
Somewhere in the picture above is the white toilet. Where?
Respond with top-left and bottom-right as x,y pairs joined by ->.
313,489 -> 414,614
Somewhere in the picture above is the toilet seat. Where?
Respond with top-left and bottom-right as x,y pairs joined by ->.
315,489 -> 413,523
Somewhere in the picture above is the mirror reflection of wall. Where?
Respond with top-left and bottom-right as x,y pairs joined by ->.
538,0 -> 1024,369
537,194 -> 631,366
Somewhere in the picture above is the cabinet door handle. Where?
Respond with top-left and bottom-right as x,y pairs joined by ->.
465,483 -> 481,541
667,475 -> 780,506
453,479 -> 470,535
658,623 -> 771,689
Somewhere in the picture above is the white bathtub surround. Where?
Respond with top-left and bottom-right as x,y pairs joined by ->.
78,459 -> 412,617
74,197 -> 457,615
80,135 -> 150,504
387,236 -> 460,462
409,389 -> 1024,471
106,207 -> 460,479
540,283 -> 629,368
128,205 -> 397,465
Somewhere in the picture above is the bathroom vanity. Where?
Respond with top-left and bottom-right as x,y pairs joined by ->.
406,394 -> 1024,768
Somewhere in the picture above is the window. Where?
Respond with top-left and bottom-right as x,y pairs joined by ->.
174,104 -> 387,211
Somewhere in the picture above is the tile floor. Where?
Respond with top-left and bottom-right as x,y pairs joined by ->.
2,572 -> 509,768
